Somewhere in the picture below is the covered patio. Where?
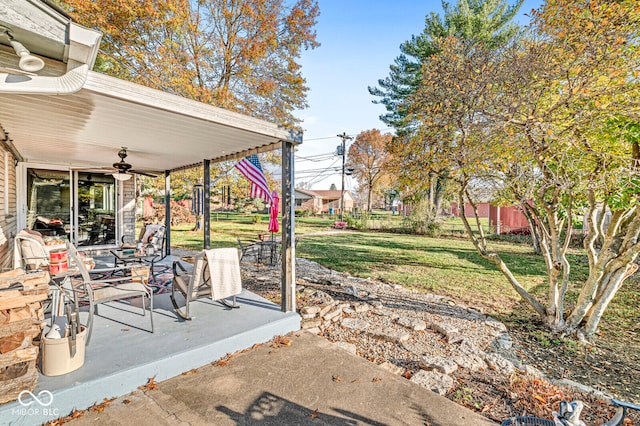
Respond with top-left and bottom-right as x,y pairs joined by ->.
0,255 -> 300,425
0,2 -> 301,423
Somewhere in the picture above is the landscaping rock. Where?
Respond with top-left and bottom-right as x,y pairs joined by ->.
353,302 -> 370,313
495,332 -> 513,350
410,370 -> 454,395
484,353 -> 516,375
446,332 -> 466,344
372,308 -> 399,320
429,321 -> 459,339
397,317 -> 427,331
420,356 -> 458,374
340,318 -> 370,332
301,318 -> 322,329
367,327 -> 410,343
453,354 -> 487,372
323,306 -> 343,322
300,305 -> 321,315
319,304 -> 334,317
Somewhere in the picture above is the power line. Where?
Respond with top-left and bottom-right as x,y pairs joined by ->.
302,127 -> 394,142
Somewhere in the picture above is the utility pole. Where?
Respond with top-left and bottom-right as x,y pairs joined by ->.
337,132 -> 353,221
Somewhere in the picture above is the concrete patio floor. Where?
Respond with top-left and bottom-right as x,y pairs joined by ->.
62,332 -> 497,425
0,285 -> 299,425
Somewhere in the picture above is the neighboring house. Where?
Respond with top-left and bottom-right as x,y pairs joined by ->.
294,188 -> 322,213
295,189 -> 354,215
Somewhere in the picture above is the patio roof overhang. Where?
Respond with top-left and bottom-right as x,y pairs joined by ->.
0,70 -> 301,173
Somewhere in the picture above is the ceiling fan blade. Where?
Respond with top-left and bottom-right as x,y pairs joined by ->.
130,170 -> 158,178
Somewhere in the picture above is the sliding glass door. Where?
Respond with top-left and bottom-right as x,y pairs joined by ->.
75,172 -> 116,246
24,167 -> 118,246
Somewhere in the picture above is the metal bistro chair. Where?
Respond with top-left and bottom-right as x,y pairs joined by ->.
67,243 -> 154,344
237,237 -> 260,262
123,224 -> 166,254
171,248 -> 242,320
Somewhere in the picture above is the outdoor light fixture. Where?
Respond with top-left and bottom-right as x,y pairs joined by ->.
0,25 -> 45,73
112,172 -> 132,181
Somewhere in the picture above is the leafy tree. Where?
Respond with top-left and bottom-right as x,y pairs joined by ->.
408,0 -> 640,341
55,0 -> 319,129
369,0 -> 522,131
347,129 -> 392,211
369,0 -> 523,218
329,183 -> 337,191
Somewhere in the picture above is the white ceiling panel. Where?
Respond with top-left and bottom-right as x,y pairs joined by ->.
0,71 -> 300,173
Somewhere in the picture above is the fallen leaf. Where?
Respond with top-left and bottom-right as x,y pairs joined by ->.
271,335 -> 293,348
123,399 -> 131,405
69,409 -> 84,419
332,375 -> 342,383
351,379 -> 359,383
139,377 -> 158,392
310,408 -> 319,419
212,353 -> 234,367
182,369 -> 198,376
533,395 -> 547,404
372,377 -> 382,383
402,370 -> 413,380
89,398 -> 115,413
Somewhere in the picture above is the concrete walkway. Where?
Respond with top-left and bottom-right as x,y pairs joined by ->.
67,332 -> 496,425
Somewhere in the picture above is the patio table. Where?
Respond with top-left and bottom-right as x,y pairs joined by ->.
110,250 -> 158,283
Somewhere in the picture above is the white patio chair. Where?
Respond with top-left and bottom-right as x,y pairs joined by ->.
13,229 -> 49,271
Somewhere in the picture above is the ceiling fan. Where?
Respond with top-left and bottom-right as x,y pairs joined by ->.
103,147 -> 156,181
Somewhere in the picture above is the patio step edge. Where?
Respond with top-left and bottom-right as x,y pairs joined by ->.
0,311 -> 300,425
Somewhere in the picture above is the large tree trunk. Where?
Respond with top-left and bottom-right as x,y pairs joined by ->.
565,201 -> 640,340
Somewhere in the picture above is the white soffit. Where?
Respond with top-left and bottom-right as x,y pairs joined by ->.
0,71 -> 301,172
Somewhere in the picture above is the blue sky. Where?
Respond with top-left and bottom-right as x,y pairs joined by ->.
294,0 -> 542,190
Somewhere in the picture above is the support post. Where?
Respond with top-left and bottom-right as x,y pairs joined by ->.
337,132 -> 352,221
164,170 -> 171,256
281,142 -> 295,312
204,159 -> 211,249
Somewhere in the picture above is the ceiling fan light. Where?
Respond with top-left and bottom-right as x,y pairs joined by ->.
112,172 -> 131,181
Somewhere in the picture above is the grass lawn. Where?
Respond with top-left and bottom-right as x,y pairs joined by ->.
169,212 -> 336,250
169,215 -> 638,349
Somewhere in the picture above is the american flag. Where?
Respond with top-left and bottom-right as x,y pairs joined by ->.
234,155 -> 273,202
